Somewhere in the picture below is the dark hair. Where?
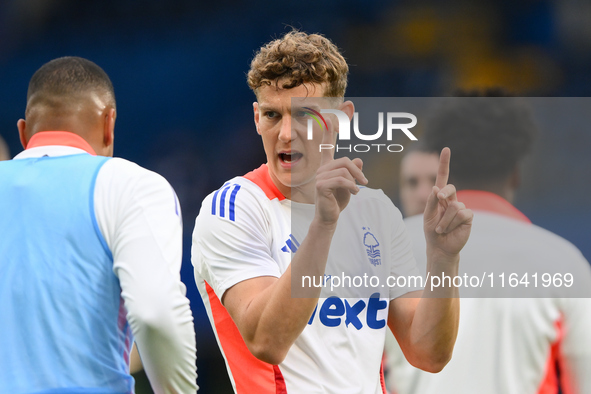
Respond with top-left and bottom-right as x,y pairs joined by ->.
247,30 -> 348,98
422,89 -> 536,187
403,140 -> 433,156
27,56 -> 115,107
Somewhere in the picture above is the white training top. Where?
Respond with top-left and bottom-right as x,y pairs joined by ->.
192,164 -> 421,394
385,191 -> 591,394
14,136 -> 197,394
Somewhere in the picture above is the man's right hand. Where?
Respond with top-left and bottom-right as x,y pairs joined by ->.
314,125 -> 368,227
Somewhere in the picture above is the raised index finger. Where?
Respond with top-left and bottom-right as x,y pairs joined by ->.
435,147 -> 451,189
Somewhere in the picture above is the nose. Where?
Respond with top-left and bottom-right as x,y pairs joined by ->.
278,115 -> 294,143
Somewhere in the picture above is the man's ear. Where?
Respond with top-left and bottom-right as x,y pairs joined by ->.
103,107 -> 116,153
253,102 -> 261,135
17,119 -> 28,149
339,100 -> 355,121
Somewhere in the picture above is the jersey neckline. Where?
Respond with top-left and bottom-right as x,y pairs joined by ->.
26,131 -> 97,155
457,190 -> 531,224
243,164 -> 286,201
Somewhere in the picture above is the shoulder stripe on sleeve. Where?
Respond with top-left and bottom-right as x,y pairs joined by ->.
211,182 -> 230,216
229,185 -> 241,222
219,185 -> 232,218
211,183 -> 241,222
170,185 -> 180,217
212,189 -> 221,216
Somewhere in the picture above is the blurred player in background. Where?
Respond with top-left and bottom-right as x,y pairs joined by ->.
385,90 -> 591,394
192,30 -> 473,393
0,134 -> 10,160
0,57 -> 197,393
398,143 -> 439,217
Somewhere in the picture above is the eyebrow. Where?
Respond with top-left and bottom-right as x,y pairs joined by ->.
258,104 -> 323,114
258,105 -> 280,113
299,103 -> 323,112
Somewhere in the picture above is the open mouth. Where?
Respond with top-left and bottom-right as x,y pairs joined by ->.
279,152 -> 303,164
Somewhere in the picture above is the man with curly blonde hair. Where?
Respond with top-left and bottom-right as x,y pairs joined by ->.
247,30 -> 349,98
192,30 -> 472,393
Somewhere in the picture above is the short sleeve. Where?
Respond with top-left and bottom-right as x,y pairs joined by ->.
386,197 -> 424,299
192,182 -> 282,301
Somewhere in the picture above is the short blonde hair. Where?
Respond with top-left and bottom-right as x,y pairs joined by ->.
247,30 -> 348,98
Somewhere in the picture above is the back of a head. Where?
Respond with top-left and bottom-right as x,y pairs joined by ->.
422,89 -> 536,190
247,30 -> 349,98
27,56 -> 116,111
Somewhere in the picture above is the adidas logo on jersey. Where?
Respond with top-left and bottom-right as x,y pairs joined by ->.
281,234 -> 300,253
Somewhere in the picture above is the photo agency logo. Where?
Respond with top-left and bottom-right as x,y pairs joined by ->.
303,105 -> 418,153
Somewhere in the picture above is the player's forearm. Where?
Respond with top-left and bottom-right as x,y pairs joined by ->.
242,219 -> 336,364
408,254 -> 460,372
423,248 -> 460,298
408,296 -> 459,372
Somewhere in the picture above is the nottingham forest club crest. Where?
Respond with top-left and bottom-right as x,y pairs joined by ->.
362,227 -> 381,266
